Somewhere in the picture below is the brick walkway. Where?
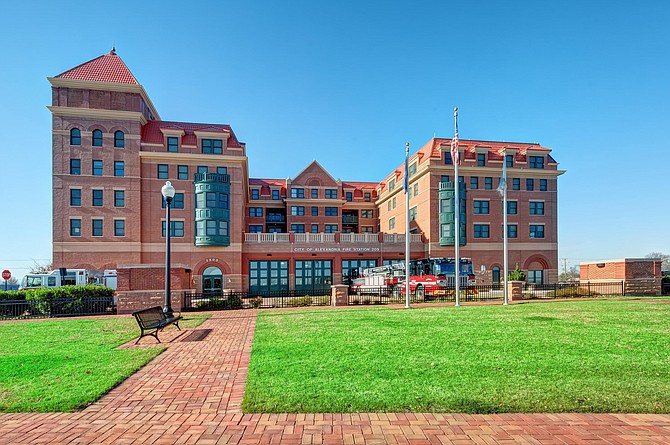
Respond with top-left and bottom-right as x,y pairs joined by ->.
1,311 -> 669,444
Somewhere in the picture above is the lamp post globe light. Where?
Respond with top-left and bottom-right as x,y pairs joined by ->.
161,181 -> 176,316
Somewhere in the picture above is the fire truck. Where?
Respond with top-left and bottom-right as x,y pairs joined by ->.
351,258 -> 475,299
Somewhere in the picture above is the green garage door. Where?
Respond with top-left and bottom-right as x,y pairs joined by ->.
295,260 -> 332,295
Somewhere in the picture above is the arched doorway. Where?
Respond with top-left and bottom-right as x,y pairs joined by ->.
492,266 -> 501,287
202,266 -> 223,296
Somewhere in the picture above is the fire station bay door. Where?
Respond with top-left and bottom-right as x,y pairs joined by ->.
294,260 -> 332,295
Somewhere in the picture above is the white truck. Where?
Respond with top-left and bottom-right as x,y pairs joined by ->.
19,269 -> 117,290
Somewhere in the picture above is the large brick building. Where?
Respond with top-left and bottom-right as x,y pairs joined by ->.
49,51 -> 564,295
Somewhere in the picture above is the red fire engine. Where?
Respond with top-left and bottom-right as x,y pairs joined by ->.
351,258 -> 475,299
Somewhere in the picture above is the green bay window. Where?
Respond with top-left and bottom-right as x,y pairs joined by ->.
194,171 -> 230,246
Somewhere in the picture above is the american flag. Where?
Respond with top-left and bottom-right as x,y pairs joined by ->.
450,133 -> 460,165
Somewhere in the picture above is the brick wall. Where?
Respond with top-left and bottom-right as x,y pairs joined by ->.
116,290 -> 184,314
117,265 -> 192,291
581,259 -> 661,281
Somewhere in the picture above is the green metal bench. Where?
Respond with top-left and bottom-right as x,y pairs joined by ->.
132,306 -> 182,344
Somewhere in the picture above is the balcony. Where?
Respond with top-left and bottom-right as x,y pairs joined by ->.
244,233 -> 290,243
295,233 -> 336,243
342,215 -> 359,224
266,214 -> 286,223
243,232 -> 423,245
340,233 -> 379,243
383,233 -> 423,243
194,173 -> 230,183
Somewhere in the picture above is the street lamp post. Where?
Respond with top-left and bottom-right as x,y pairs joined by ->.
161,181 -> 176,316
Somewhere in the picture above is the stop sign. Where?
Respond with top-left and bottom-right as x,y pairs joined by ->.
2,270 -> 10,280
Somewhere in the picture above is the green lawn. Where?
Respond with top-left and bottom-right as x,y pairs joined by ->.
0,314 -> 210,412
243,299 -> 670,413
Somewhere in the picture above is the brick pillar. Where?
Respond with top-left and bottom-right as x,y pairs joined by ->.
331,285 -> 349,306
508,281 -> 524,302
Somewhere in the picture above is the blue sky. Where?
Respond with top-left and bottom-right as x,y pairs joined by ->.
0,0 -> 668,279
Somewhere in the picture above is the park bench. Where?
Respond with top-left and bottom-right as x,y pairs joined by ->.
132,306 -> 183,344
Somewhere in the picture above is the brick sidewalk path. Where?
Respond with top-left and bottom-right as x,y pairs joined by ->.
1,310 -> 669,444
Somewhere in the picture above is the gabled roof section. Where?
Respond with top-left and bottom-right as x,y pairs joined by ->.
55,49 -> 139,85
291,160 -> 338,187
141,120 -> 244,148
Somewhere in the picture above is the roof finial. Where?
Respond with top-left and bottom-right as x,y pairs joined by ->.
110,43 -> 116,55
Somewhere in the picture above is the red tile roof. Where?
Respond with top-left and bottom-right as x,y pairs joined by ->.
55,50 -> 140,85
342,181 -> 379,190
249,178 -> 287,187
141,120 -> 244,148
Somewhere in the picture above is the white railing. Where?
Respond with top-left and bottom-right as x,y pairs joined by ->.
294,233 -> 337,243
244,233 -> 290,243
244,232 -> 422,244
383,233 -> 423,243
340,233 -> 378,243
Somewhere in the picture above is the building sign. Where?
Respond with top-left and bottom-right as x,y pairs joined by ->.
292,247 -> 381,252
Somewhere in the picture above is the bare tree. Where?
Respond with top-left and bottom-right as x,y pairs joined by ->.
30,261 -> 53,274
645,252 -> 669,270
7,276 -> 19,285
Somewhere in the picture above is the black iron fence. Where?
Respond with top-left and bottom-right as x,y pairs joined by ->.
182,289 -> 332,311
0,296 -> 116,319
182,281 -> 635,312
349,284 -> 507,305
521,281 -> 624,299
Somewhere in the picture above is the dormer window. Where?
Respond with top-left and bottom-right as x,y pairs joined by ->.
92,129 -> 103,147
477,153 -> 486,166
70,128 -> 81,145
167,136 -> 179,152
202,139 -> 223,154
506,154 -> 514,168
251,189 -> 260,200
388,179 -> 395,192
114,131 -> 125,148
529,156 -> 544,169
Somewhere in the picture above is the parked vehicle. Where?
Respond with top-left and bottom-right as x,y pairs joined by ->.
19,269 -> 116,290
351,257 -> 476,298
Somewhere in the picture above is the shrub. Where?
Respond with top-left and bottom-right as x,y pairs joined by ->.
288,295 -> 312,307
0,290 -> 25,301
554,286 -> 600,298
508,263 -> 526,281
249,296 -> 264,308
22,285 -> 114,315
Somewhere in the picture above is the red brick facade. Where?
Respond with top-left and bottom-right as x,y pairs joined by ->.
580,259 -> 662,281
50,52 -> 564,293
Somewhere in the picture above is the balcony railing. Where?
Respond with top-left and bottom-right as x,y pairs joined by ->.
295,233 -> 336,243
244,233 -> 290,243
383,234 -> 423,243
243,232 -> 423,244
342,215 -> 359,224
193,173 -> 230,183
340,233 -> 379,243
266,214 -> 286,223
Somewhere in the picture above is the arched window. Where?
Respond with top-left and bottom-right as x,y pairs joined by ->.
70,128 -> 81,145
114,131 -> 125,148
92,129 -> 103,147
202,266 -> 223,296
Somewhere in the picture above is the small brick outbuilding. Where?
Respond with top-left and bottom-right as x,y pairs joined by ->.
580,258 -> 662,296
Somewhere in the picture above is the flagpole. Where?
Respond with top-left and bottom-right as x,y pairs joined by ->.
405,142 -> 411,309
453,108 -> 460,307
502,149 -> 509,305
